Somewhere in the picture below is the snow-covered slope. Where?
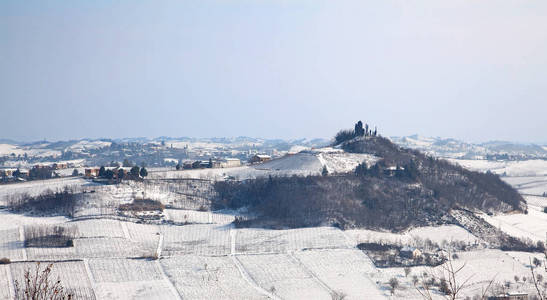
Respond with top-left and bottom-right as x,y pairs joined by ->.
391,135 -> 547,159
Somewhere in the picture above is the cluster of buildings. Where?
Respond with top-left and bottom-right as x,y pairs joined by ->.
84,167 -> 132,179
178,155 -> 271,170
179,157 -> 243,170
0,168 -> 28,178
0,161 -> 78,178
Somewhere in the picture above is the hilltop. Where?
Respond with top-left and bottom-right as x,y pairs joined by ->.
214,122 -> 526,231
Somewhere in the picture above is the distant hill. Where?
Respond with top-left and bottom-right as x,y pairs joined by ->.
391,135 -> 547,159
214,128 -> 526,231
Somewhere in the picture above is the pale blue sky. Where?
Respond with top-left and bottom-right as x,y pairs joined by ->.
1,0 -> 547,143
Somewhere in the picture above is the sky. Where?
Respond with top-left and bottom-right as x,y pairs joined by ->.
1,0 -> 547,143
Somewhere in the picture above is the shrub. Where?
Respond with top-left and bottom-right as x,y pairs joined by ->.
330,291 -> 347,300
138,252 -> 159,260
388,277 -> 399,295
0,257 -> 10,264
439,278 -> 450,295
24,225 -> 78,248
7,188 -> 79,217
333,129 -> 355,145
14,262 -> 73,300
119,199 -> 165,212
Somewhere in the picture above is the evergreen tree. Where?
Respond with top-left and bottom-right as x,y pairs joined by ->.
13,168 -> 21,178
140,167 -> 148,178
130,166 -> 140,178
365,123 -> 369,136
355,121 -> 365,136
321,166 -> 328,176
104,169 -> 114,180
99,166 -> 106,177
355,163 -> 368,176
118,168 -> 125,180
208,158 -> 213,168
72,169 -> 79,176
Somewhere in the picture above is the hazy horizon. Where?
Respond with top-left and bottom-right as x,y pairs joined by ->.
2,1 -> 547,143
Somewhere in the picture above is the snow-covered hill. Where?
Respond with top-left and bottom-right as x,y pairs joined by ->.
391,134 -> 547,159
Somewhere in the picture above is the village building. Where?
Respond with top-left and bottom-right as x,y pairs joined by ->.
212,158 -> 241,168
249,154 -> 271,164
490,292 -> 528,300
0,168 -> 16,177
400,246 -> 422,259
52,162 -> 68,170
84,168 -> 101,178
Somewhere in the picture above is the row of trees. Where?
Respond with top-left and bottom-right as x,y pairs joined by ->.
334,120 -> 378,145
354,159 -> 419,180
97,166 -> 148,180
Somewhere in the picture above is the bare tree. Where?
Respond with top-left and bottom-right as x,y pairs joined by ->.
530,257 -> 546,300
437,258 -> 474,300
14,262 -> 73,300
415,252 -> 494,300
404,267 -> 412,277
330,290 -> 347,300
388,277 -> 399,295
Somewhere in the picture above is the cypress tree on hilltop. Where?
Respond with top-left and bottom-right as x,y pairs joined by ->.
355,121 -> 365,137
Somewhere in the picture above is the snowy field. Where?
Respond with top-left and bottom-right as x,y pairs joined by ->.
480,195 -> 547,243
346,225 -> 480,247
0,156 -> 546,299
0,177 -> 98,206
147,149 -> 378,180
449,158 -> 547,177
503,176 -> 547,196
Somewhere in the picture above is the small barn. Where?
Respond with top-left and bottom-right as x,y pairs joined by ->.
84,168 -> 100,178
490,292 -> 528,300
249,154 -> 271,164
400,246 -> 422,259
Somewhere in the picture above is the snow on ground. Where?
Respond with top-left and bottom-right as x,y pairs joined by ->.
236,253 -> 331,299
503,176 -> 547,196
346,225 -> 479,246
0,228 -> 24,261
0,265 -> 11,299
0,209 -> 68,230
292,249 -> 386,299
0,144 -> 23,156
481,195 -> 547,242
441,250 -> 534,295
1,157 -> 546,299
0,178 -> 98,205
318,150 -> 378,174
0,144 -> 62,158
0,208 -> 539,300
235,227 -> 352,254
449,159 -> 547,176
148,148 -> 379,180
256,152 -> 322,174
161,255 -> 267,299
75,238 -> 154,259
371,249 -> 540,299
160,224 -> 231,256
94,280 -> 177,300
88,258 -> 164,282
73,219 -> 126,239
164,209 -> 235,225
10,260 -> 96,299
67,140 -> 111,152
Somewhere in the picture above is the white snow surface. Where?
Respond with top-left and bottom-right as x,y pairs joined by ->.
449,158 -> 547,176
